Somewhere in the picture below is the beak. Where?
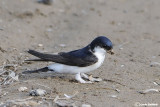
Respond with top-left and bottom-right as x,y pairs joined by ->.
107,49 -> 114,55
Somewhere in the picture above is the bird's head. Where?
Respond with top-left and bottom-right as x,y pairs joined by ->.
90,36 -> 114,55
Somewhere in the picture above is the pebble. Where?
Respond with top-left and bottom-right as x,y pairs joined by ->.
38,44 -> 43,47
121,65 -> 124,67
59,44 -> 66,47
18,87 -> 28,92
82,104 -> 91,107
150,62 -> 160,67
29,89 -> 46,96
37,0 -> 53,5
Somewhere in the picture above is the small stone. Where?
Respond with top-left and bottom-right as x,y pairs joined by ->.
109,95 -> 117,98
150,62 -> 160,67
59,44 -> 66,47
82,104 -> 91,107
29,89 -> 46,96
38,44 -> 43,47
18,87 -> 28,92
37,0 -> 53,5
121,65 -> 124,67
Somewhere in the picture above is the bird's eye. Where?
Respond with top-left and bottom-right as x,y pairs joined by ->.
103,45 -> 107,48
103,45 -> 112,50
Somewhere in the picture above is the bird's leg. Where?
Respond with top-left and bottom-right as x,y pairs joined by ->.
81,73 -> 89,79
88,75 -> 103,82
75,73 -> 92,83
81,73 -> 102,82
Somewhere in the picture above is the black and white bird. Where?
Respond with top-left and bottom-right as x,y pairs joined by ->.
23,36 -> 114,83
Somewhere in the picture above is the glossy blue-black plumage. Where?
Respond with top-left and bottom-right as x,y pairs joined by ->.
27,36 -> 113,67
90,36 -> 113,51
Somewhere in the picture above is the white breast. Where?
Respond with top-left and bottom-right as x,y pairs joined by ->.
48,47 -> 106,74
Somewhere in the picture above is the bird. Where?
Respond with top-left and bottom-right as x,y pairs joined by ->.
23,36 -> 114,83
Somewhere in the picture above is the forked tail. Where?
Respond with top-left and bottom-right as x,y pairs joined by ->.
22,67 -> 49,74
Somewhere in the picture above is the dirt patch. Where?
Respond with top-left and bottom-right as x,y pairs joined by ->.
0,0 -> 160,106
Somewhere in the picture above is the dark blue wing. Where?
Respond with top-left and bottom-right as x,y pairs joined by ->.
27,46 -> 98,67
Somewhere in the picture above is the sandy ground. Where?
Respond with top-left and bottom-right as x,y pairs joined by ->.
0,0 -> 160,107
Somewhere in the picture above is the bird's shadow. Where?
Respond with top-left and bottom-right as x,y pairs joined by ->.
19,72 -> 76,83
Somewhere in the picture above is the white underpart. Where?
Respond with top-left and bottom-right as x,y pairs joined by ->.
48,47 -> 106,74
48,46 -> 106,83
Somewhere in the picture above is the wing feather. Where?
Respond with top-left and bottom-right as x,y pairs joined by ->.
27,49 -> 97,67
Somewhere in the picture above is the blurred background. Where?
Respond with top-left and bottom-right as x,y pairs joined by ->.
0,0 -> 160,106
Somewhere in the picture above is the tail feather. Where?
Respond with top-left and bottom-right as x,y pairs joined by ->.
25,59 -> 48,61
22,67 -> 49,74
27,49 -> 56,61
28,50 -> 45,59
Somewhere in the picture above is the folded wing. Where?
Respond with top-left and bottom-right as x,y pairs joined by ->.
27,49 -> 97,67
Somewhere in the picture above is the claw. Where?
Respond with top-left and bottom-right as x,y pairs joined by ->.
75,73 -> 93,83
88,75 -> 102,82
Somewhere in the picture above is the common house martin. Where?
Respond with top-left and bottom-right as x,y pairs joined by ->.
23,36 -> 114,83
